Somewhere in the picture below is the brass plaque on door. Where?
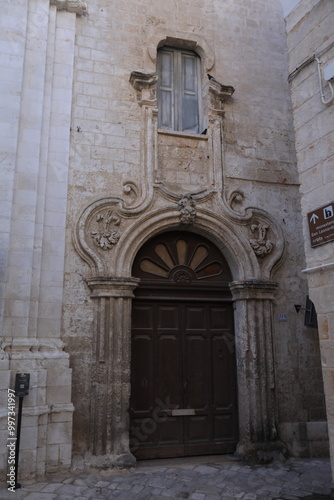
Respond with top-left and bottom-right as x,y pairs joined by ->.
172,409 -> 196,416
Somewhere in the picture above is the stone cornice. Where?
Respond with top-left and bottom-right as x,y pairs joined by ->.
86,277 -> 140,298
2,338 -> 69,358
129,71 -> 158,91
50,0 -> 87,16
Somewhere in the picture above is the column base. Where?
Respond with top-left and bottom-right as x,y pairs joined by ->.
235,440 -> 288,464
83,452 -> 136,470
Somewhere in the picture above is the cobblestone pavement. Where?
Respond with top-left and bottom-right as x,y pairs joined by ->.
1,456 -> 333,500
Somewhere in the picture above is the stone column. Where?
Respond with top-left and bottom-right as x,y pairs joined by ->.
86,277 -> 139,468
230,280 -> 282,458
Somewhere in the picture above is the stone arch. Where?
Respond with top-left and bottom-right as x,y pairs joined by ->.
115,209 -> 259,281
74,203 -> 283,465
74,197 -> 284,281
146,32 -> 215,72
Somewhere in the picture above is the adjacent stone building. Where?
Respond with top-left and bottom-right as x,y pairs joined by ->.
282,0 -> 334,477
0,0 -> 331,482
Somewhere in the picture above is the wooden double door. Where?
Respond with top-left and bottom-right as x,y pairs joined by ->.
130,299 -> 238,459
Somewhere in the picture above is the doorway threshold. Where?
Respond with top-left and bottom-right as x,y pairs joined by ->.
137,454 -> 241,468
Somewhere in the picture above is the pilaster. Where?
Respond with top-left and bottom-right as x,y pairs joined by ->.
1,0 -> 78,481
230,280 -> 283,459
86,278 -> 139,468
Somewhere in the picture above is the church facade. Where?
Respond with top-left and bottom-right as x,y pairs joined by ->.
0,0 -> 332,481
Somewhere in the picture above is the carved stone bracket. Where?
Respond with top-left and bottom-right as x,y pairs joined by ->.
249,222 -> 274,258
129,71 -> 158,106
178,193 -> 197,225
50,0 -> 87,15
207,76 -> 235,116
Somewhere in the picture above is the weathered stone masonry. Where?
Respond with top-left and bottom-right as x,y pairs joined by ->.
0,0 -> 330,481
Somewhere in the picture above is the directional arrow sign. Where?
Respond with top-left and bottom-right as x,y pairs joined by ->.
307,202 -> 334,247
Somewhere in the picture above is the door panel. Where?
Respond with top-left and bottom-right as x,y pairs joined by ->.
185,306 -> 206,329
130,301 -> 238,459
185,334 -> 209,410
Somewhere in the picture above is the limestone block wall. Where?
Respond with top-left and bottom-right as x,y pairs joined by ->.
157,132 -> 211,191
64,0 -> 327,464
0,0 -> 330,482
283,0 -> 334,475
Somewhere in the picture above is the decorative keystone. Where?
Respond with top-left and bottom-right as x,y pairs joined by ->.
178,193 -> 197,225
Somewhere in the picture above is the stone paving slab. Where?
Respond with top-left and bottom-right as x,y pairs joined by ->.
1,457 -> 333,500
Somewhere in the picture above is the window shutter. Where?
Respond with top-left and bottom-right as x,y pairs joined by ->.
158,50 -> 174,130
157,47 -> 201,133
181,53 -> 199,133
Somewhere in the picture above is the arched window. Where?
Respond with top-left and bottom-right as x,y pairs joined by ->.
157,47 -> 201,134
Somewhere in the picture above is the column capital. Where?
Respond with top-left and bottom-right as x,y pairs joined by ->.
230,279 -> 278,301
50,0 -> 87,16
86,277 -> 140,298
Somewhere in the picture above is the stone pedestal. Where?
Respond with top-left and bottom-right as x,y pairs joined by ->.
1,339 -> 73,479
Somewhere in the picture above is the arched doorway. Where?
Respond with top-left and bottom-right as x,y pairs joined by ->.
130,230 -> 238,459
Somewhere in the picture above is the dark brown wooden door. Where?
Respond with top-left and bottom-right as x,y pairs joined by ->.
130,299 -> 238,459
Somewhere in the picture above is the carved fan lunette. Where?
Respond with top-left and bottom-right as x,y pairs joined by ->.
132,232 -> 232,297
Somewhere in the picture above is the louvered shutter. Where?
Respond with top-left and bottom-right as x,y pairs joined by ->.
157,47 -> 200,133
181,53 -> 199,133
158,50 -> 174,130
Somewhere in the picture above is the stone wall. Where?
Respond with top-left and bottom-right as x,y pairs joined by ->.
0,0 -> 76,482
64,0 -> 327,465
283,0 -> 334,475
0,0 -> 330,482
